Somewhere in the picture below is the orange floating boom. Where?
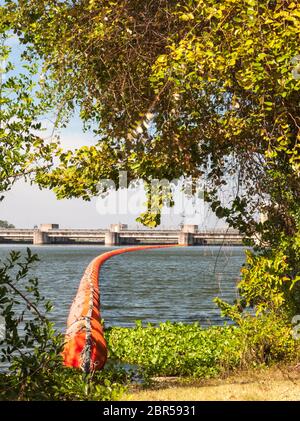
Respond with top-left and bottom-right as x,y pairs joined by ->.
62,245 -> 177,373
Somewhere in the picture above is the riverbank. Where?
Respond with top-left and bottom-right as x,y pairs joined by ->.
124,365 -> 300,401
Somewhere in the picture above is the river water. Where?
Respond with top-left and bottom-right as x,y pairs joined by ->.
0,245 -> 246,331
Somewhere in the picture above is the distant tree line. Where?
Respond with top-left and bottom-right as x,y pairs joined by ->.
0,220 -> 15,229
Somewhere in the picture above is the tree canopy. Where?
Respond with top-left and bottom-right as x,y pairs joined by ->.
2,0 -> 300,236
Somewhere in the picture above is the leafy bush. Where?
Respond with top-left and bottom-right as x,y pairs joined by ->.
239,250 -> 298,314
232,245 -> 300,316
0,366 -> 129,401
237,313 -> 299,366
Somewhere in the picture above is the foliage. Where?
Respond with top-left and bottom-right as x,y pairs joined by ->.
0,220 -> 14,228
0,249 -> 128,400
0,16 -> 60,196
0,248 -> 60,366
4,0 -> 300,234
0,365 -> 129,401
215,229 -> 300,323
221,250 -> 300,317
238,252 -> 300,316
214,234 -> 300,365
0,0 -> 299,396
107,319 -> 299,379
236,312 -> 298,366
107,321 -> 241,378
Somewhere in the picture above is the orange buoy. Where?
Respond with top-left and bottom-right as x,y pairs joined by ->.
62,245 -> 176,372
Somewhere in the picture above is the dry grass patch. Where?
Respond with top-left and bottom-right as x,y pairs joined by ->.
124,365 -> 300,401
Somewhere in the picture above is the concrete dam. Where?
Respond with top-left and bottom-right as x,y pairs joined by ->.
0,224 -> 244,246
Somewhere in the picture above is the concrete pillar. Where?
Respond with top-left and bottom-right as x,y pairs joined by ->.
105,232 -> 120,246
178,232 -> 194,246
33,230 -> 50,245
39,224 -> 59,231
182,224 -> 198,233
109,224 -> 128,233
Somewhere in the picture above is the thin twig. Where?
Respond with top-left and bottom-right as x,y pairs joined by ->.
7,282 -> 46,321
